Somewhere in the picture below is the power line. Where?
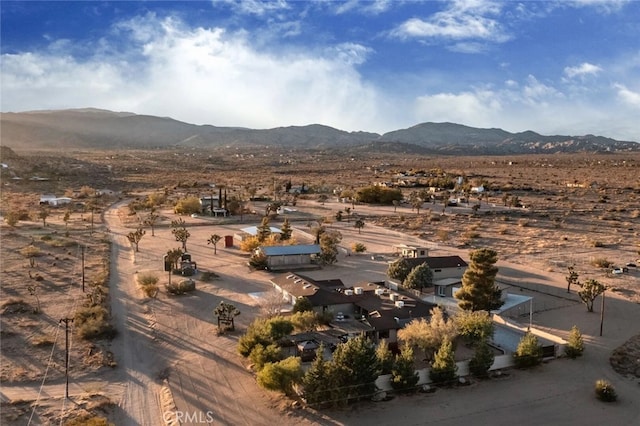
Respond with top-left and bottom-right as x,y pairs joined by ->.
26,323 -> 61,426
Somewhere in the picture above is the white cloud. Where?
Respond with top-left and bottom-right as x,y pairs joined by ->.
0,14 -> 385,132
614,83 -> 640,106
392,0 -> 509,43
411,75 -> 640,140
218,0 -> 290,16
564,62 -> 603,79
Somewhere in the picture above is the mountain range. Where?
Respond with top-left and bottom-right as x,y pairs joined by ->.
1,108 -> 638,155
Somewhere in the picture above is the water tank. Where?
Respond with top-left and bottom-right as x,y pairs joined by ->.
374,288 -> 385,296
354,287 -> 363,295
390,293 -> 398,301
395,300 -> 405,308
344,289 -> 354,296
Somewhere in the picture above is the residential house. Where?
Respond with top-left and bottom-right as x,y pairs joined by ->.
270,272 -> 436,345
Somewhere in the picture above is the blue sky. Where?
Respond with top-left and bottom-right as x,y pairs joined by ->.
1,1 -> 639,141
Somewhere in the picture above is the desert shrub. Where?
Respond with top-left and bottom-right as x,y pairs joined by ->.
75,306 -> 116,340
240,236 -> 262,253
65,416 -> 113,426
238,317 -> 294,357
351,242 -> 366,253
173,196 -> 201,215
199,271 -> 219,282
513,332 -> 543,368
436,229 -> 449,241
591,240 -> 605,248
165,279 -> 195,295
564,325 -> 584,359
20,245 -> 42,258
591,258 -> 613,268
518,219 -> 529,227
464,231 -> 481,239
595,379 -> 617,402
137,272 -> 158,286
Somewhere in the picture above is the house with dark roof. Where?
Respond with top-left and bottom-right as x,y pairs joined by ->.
258,244 -> 321,271
270,272 -> 436,345
401,255 -> 468,297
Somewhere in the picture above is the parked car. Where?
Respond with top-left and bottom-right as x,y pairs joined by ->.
612,268 -> 624,275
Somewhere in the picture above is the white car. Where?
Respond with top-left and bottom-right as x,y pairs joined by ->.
612,268 -> 624,275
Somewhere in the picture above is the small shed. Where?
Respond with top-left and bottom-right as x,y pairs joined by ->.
258,244 -> 321,270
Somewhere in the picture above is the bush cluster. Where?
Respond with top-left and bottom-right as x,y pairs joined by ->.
165,279 -> 196,295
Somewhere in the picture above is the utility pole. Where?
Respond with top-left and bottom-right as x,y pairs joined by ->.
60,317 -> 74,399
81,245 -> 85,293
599,288 -> 606,337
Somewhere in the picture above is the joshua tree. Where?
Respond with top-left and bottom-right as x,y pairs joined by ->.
207,234 -> 222,255
171,218 -> 190,251
127,227 -> 146,252
565,265 -> 580,294
354,218 -> 365,234
144,209 -> 160,236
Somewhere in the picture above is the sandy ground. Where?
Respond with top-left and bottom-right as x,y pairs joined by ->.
3,198 -> 639,425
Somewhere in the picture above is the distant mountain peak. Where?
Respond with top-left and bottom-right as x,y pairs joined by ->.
0,108 -> 637,154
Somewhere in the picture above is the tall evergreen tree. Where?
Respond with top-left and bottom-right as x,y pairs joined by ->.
429,339 -> 458,385
280,217 -> 293,241
329,335 -> 379,404
468,340 -> 495,378
455,248 -> 503,312
376,339 -> 394,375
256,216 -> 272,242
564,325 -> 585,359
302,345 -> 332,406
390,345 -> 419,393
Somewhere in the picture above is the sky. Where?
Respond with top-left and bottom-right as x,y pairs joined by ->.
1,1 -> 639,141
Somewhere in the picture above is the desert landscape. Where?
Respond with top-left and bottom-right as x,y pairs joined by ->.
1,130 -> 639,426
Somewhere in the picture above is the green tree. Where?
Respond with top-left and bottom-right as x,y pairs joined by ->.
292,297 -> 313,313
565,265 -> 580,294
468,340 -> 495,379
454,310 -> 494,345
390,345 -> 419,393
318,230 -> 341,265
513,332 -> 543,368
280,218 -> 293,241
126,227 -> 146,252
455,248 -> 503,312
330,335 -> 379,403
403,263 -> 434,290
387,258 -> 411,283
170,218 -> 190,251
354,218 -> 365,234
376,339 -> 394,375
290,311 -> 318,332
429,339 -> 458,385
207,234 -> 222,255
578,279 -> 606,312
303,345 -> 332,406
564,325 -> 584,359
249,343 -> 283,371
256,216 -> 272,242
257,357 -> 303,396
